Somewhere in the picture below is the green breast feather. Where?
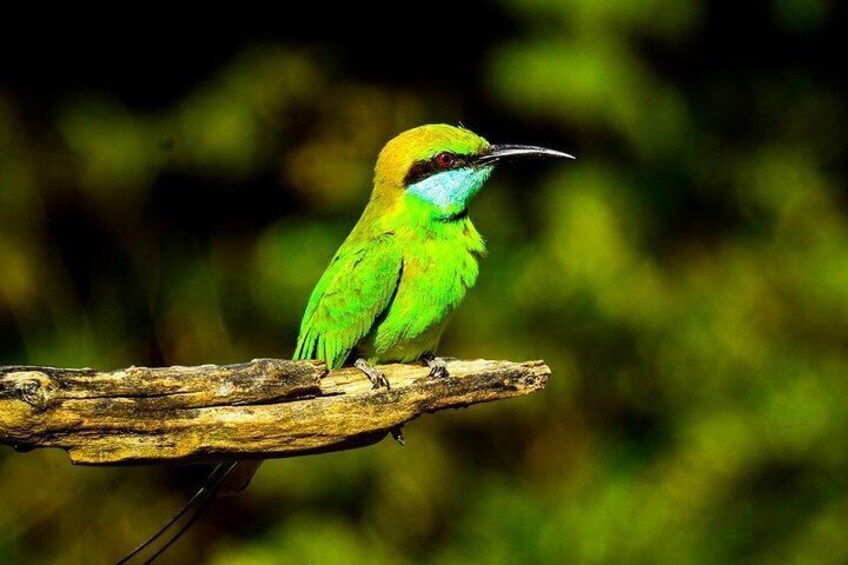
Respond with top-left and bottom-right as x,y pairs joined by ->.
358,216 -> 485,362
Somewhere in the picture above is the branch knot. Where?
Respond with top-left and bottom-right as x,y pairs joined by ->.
3,371 -> 52,410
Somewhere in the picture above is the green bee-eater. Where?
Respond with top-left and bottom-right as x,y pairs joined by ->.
120,124 -> 573,563
294,124 -> 573,385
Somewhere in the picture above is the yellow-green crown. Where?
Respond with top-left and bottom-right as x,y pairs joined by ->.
375,124 -> 489,188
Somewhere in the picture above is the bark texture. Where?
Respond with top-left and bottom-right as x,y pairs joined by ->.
0,358 -> 549,465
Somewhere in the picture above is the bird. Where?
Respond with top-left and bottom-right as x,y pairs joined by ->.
118,124 -> 574,563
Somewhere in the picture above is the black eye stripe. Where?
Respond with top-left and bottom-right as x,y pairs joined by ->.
404,153 -> 472,186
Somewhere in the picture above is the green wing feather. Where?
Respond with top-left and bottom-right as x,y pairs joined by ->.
293,233 -> 402,368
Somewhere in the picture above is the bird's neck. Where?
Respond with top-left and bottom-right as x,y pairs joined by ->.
365,178 -> 486,249
403,194 -> 470,226
370,197 -> 485,256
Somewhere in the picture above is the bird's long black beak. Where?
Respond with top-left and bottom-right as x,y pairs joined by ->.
474,144 -> 576,166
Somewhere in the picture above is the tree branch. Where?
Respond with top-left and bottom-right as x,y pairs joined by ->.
0,359 -> 549,465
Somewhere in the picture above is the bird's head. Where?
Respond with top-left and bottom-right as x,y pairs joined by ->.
373,124 -> 574,220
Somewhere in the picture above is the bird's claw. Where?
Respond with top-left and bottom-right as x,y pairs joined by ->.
355,358 -> 390,390
390,426 -> 406,446
424,355 -> 450,379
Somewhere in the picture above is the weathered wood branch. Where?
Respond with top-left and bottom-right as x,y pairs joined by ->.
0,359 -> 549,466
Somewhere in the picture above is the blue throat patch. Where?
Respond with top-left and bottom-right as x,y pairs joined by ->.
407,167 -> 494,218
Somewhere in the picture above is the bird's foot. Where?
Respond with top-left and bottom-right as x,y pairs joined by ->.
423,354 -> 450,379
355,358 -> 390,390
390,426 -> 406,446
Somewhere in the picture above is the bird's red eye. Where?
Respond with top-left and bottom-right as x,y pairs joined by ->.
436,152 -> 456,168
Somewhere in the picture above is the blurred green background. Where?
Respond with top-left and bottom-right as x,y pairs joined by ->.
2,1 -> 847,563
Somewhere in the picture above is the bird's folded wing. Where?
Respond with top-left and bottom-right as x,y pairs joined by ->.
294,234 -> 402,368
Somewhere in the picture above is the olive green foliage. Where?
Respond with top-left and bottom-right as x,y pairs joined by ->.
2,2 -> 847,563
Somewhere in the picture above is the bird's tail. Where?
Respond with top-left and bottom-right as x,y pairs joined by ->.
117,460 -> 262,565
